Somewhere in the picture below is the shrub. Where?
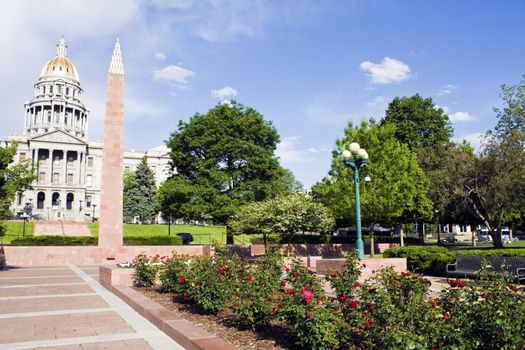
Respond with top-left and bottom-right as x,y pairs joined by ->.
231,253 -> 283,329
383,245 -> 456,276
326,251 -> 362,302
10,235 -> 97,246
132,253 -> 162,287
457,248 -> 525,257
124,236 -> 182,246
158,254 -> 190,293
279,258 -> 346,350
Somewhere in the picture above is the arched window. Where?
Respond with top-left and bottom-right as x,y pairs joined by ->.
66,193 -> 74,210
37,192 -> 45,209
52,192 -> 60,207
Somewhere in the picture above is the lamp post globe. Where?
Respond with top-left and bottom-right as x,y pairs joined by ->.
349,142 -> 361,154
342,142 -> 369,259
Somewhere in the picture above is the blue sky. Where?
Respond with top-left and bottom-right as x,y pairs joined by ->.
1,1 -> 524,187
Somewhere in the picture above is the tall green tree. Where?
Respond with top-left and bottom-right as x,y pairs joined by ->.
0,143 -> 35,234
312,121 -> 433,229
382,94 -> 453,150
458,77 -> 525,247
164,101 -> 289,243
382,94 -> 459,226
123,157 -> 157,223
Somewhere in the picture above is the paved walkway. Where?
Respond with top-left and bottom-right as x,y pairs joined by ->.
0,265 -> 183,350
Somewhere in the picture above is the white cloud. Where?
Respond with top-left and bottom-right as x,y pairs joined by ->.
152,65 -> 195,86
436,105 -> 450,113
449,111 -> 476,122
438,84 -> 457,96
154,52 -> 167,61
366,96 -> 387,107
276,136 -> 317,164
455,133 -> 484,151
211,86 -> 238,100
359,57 -> 411,84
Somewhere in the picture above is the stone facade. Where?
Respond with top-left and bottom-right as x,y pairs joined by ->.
2,37 -> 172,222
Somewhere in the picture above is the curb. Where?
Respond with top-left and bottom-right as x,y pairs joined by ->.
100,266 -> 238,350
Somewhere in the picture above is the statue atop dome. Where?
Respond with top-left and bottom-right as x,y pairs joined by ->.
57,36 -> 67,56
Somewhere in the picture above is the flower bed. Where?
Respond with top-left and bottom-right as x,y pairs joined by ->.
133,251 -> 525,350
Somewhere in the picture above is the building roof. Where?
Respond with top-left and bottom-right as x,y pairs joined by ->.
39,37 -> 79,82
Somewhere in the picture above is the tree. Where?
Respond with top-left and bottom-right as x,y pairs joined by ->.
382,94 -> 453,150
230,194 -> 335,249
457,78 -> 525,248
312,121 -> 433,229
164,101 -> 290,243
0,143 -> 35,234
123,157 -> 157,223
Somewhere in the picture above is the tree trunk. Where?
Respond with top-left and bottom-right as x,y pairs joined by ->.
226,225 -> 234,245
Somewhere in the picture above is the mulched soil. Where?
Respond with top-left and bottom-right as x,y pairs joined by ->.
136,287 -> 361,350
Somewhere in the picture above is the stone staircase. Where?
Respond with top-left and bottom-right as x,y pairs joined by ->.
34,221 -> 91,236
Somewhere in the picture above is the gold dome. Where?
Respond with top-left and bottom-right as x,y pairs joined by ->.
39,37 -> 79,82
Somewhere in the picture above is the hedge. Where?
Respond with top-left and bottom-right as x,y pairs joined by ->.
383,245 -> 456,276
250,234 -> 421,245
10,235 -> 182,246
457,248 -> 525,257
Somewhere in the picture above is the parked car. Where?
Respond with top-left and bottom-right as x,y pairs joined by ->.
441,236 -> 458,243
176,232 -> 194,245
476,234 -> 493,243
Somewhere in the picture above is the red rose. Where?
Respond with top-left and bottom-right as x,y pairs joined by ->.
179,277 -> 185,284
293,273 -> 299,278
307,312 -> 314,318
429,300 -> 437,309
285,289 -> 295,295
218,268 -> 225,275
285,267 -> 291,273
348,300 -> 358,309
364,319 -> 374,328
338,295 -> 348,303
443,313 -> 450,321
307,269 -> 314,275
306,283 -> 312,289
456,280 -> 465,289
301,288 -> 314,304
271,307 -> 278,316
508,284 -> 517,291
281,280 -> 286,287
449,279 -> 458,287
330,273 -> 337,278
245,276 -> 252,282
361,311 -> 367,318
401,271 -> 411,277
183,293 -> 189,300
353,281 -> 360,287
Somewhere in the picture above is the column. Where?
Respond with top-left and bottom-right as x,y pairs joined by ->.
81,151 -> 86,185
64,151 -> 68,183
77,151 -> 82,184
48,149 -> 54,184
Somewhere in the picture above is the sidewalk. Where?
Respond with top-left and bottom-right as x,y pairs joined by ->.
0,265 -> 183,350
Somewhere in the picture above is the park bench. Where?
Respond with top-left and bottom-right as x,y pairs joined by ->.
446,255 -> 525,285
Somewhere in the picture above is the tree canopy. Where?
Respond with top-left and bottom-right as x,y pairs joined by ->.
161,102 -> 293,241
0,143 -> 35,234
457,77 -> 525,247
312,121 -> 433,228
382,94 -> 453,150
123,157 -> 157,223
229,194 -> 335,247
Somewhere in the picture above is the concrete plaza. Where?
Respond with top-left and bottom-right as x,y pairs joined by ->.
0,265 -> 183,350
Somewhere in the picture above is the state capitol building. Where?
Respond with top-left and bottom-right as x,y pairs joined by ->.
3,37 -> 171,222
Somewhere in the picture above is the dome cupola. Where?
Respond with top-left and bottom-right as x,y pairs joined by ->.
39,36 -> 79,82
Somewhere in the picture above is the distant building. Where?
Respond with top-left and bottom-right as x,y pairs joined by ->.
3,37 -> 171,221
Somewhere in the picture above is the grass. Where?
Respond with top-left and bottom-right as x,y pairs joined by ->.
0,221 -> 34,243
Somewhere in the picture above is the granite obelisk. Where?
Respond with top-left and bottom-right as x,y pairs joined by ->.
98,38 -> 125,257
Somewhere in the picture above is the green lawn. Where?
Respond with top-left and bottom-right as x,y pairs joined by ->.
0,221 -> 34,243
89,223 -> 231,244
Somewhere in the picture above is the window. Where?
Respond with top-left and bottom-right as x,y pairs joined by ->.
68,156 -> 74,163
38,172 -> 46,183
17,193 -> 22,206
86,195 -> 92,208
87,157 -> 94,168
19,153 -> 26,161
38,153 -> 46,166
87,175 -> 93,187
53,172 -> 60,185
37,192 -> 45,209
50,85 -> 54,94
67,173 -> 73,186
53,154 -> 60,165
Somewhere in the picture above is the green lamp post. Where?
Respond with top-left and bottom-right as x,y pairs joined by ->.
342,142 -> 369,259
